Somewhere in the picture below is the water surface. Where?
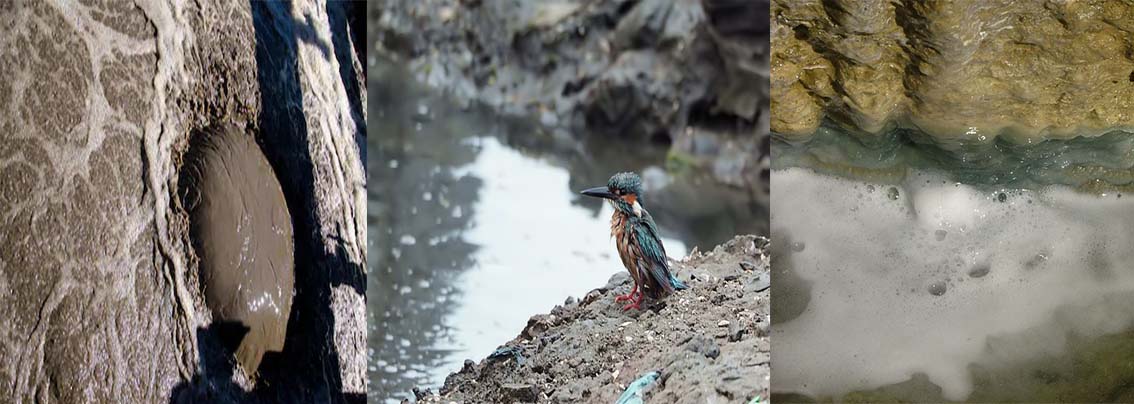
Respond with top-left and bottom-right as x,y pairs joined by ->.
772,126 -> 1134,402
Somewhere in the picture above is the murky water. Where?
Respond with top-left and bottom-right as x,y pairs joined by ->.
771,127 -> 1134,402
368,57 -> 767,402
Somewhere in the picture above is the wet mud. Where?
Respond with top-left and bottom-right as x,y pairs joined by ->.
0,1 -> 366,402
180,124 -> 295,378
413,235 -> 770,403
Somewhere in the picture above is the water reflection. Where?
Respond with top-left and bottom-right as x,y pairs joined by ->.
771,128 -> 1134,402
368,57 -> 765,402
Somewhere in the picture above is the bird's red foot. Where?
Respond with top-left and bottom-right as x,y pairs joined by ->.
615,284 -> 640,302
621,291 -> 644,311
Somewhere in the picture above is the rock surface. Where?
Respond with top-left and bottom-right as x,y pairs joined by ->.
413,235 -> 770,403
771,0 -> 1134,141
372,0 -> 770,192
0,1 -> 366,402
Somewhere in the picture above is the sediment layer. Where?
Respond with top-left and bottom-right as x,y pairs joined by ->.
772,0 -> 1134,141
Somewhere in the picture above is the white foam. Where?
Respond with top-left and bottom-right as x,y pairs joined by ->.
771,167 -> 1134,400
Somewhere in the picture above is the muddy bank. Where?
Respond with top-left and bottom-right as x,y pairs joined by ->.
0,1 -> 365,402
372,0 -> 769,191
408,235 -> 769,403
771,0 -> 1134,141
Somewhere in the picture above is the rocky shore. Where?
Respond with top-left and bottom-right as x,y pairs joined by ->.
409,235 -> 770,403
771,0 -> 1134,141
372,0 -> 770,191
0,1 -> 366,401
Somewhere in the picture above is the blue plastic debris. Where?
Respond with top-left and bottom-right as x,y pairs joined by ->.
615,371 -> 660,404
487,346 -> 526,366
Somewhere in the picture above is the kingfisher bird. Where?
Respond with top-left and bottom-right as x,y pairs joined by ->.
581,172 -> 687,310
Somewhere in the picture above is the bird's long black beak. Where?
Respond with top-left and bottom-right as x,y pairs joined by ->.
580,186 -> 617,200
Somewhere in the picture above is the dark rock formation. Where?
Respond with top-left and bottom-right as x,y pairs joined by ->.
372,0 -> 770,192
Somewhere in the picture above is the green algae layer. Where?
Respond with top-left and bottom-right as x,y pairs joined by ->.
773,126 -> 1134,192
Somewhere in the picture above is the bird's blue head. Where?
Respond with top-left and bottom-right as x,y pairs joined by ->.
580,172 -> 645,216
607,172 -> 643,197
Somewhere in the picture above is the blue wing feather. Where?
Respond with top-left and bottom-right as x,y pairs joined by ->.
633,210 -> 687,294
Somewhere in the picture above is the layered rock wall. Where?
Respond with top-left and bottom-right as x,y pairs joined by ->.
772,0 -> 1134,141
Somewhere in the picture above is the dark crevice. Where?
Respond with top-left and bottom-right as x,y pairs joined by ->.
703,0 -> 770,39
561,75 -> 593,97
649,129 -> 672,145
686,98 -> 754,133
616,0 -> 640,19
791,24 -> 811,41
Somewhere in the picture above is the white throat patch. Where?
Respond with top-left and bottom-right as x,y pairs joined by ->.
631,200 -> 643,217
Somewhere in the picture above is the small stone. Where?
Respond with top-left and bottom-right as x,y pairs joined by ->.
728,322 -> 744,342
624,336 -> 633,342
414,103 -> 431,121
739,261 -> 756,271
523,314 -> 554,339
684,335 -> 720,359
439,6 -> 455,22
540,110 -> 559,127
412,387 -> 432,400
582,290 -> 603,305
756,321 -> 770,337
501,383 -> 540,402
746,274 -> 770,293
717,320 -> 730,327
